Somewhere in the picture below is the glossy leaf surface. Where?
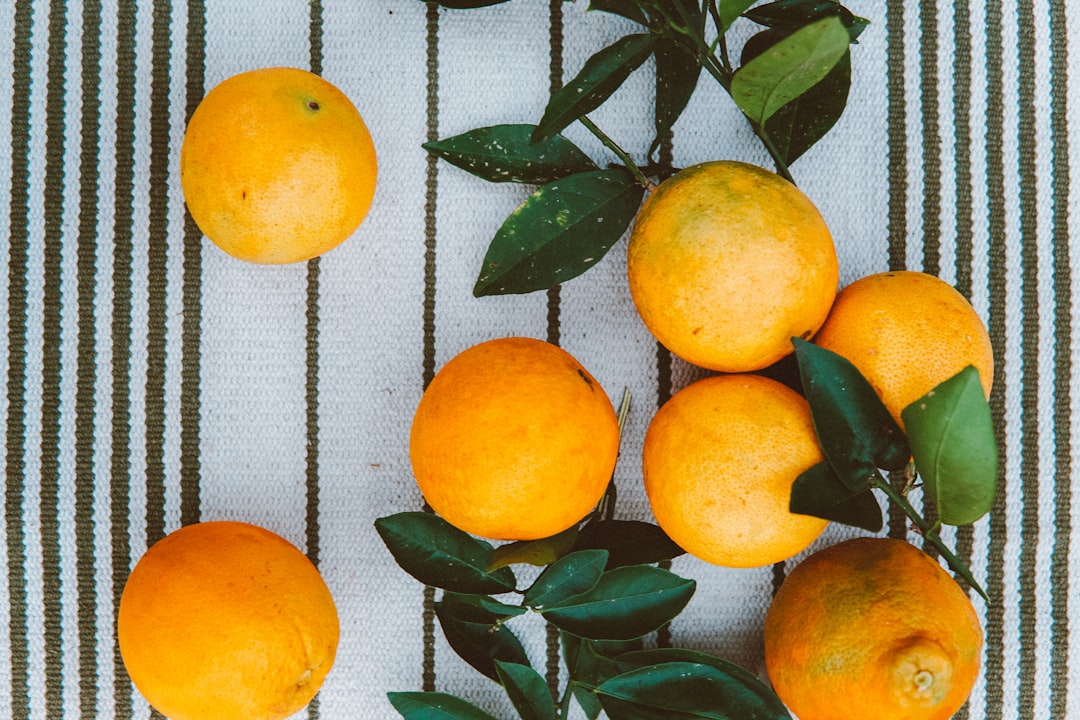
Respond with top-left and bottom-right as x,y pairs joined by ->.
902,366 -> 998,525
435,593 -> 530,681
423,124 -> 597,185
473,168 -> 644,296
573,519 -> 685,568
495,661 -> 559,720
388,692 -> 499,720
524,549 -> 608,609
790,460 -> 883,531
375,512 -> 516,594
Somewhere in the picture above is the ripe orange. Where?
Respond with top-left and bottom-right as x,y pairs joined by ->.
117,521 -> 340,720
642,373 -> 828,568
764,537 -> 983,720
180,67 -> 377,264
813,270 -> 994,427
626,160 -> 839,373
409,337 -> 620,541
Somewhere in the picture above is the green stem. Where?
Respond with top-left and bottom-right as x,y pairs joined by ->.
578,116 -> 653,190
873,474 -> 990,603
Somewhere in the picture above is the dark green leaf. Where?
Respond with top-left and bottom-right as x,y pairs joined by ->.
387,691 -> 499,720
523,549 -> 608,609
790,460 -> 883,531
719,0 -> 761,31
442,591 -> 527,619
744,0 -> 870,42
792,339 -> 910,489
612,649 -> 792,719
901,366 -> 998,525
742,29 -> 850,165
595,661 -> 793,720
494,662 -> 559,720
651,38 -> 702,161
563,634 -> 640,720
588,0 -> 650,25
731,15 -> 850,126
435,593 -> 530,681
533,33 -> 656,143
488,525 -> 579,571
423,0 -> 510,7
423,125 -> 597,185
473,168 -> 645,296
375,513 -> 517,594
573,519 -> 685,568
541,565 -> 695,640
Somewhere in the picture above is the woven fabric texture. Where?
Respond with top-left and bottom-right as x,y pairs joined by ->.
0,0 -> 1076,718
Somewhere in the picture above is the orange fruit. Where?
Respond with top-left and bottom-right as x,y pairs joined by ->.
764,536 -> 983,720
117,521 -> 340,720
409,337 -> 620,541
626,160 -> 839,373
180,67 -> 377,264
642,373 -> 828,567
813,270 -> 994,427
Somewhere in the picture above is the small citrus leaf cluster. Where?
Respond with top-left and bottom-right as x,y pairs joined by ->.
376,510 -> 793,719
422,0 -> 868,296
789,340 -> 998,600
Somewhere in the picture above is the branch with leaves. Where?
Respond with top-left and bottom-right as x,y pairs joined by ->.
423,0 -> 868,296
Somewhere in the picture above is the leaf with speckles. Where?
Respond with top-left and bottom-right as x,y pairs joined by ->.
474,168 -> 645,296
422,0 -> 510,8
423,125 -> 598,185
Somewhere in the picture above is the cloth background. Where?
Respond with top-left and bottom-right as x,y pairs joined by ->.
0,0 -> 1076,718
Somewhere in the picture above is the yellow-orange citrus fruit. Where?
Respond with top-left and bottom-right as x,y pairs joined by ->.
642,373 -> 828,567
626,160 -> 839,373
180,67 -> 377,264
813,270 -> 994,427
118,521 -> 340,720
410,337 -> 620,541
764,536 -> 983,720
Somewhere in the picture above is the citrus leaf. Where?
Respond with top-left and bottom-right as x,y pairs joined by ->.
588,0 -> 650,25
488,525 -> 579,571
423,0 -> 510,7
494,661 -> 559,720
423,124 -> 598,185
435,593 -> 530,681
540,565 -> 695,640
731,15 -> 850,126
612,649 -> 792,720
523,549 -> 609,609
901,366 -> 998,525
651,37 -> 702,161
573,519 -> 685,569
533,33 -> 657,143
790,460 -> 883,532
473,168 -> 645,296
374,512 -> 516,594
742,29 -> 850,165
595,661 -> 793,720
563,634 -> 643,720
718,0 -> 760,31
388,692 -> 499,720
442,591 -> 527,619
792,338 -> 910,489
744,0 -> 870,42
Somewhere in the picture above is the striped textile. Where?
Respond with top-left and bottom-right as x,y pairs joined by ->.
0,0 -> 1075,718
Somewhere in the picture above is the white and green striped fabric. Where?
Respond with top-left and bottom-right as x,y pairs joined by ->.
0,1 -> 1075,718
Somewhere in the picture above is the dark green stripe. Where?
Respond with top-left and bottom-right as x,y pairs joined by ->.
1048,0 -> 1073,714
39,0 -> 70,714
1016,0 -> 1041,713
950,0 -> 976,622
307,4 -> 325,717
145,0 -> 173,545
918,0 -> 941,276
110,0 -> 139,715
4,0 -> 35,714
76,1 -> 104,715
422,0 -> 441,694
884,0 -> 909,539
982,0 -> 1010,714
885,0 -> 907,275
544,1 -> 565,694
180,0 -> 206,528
